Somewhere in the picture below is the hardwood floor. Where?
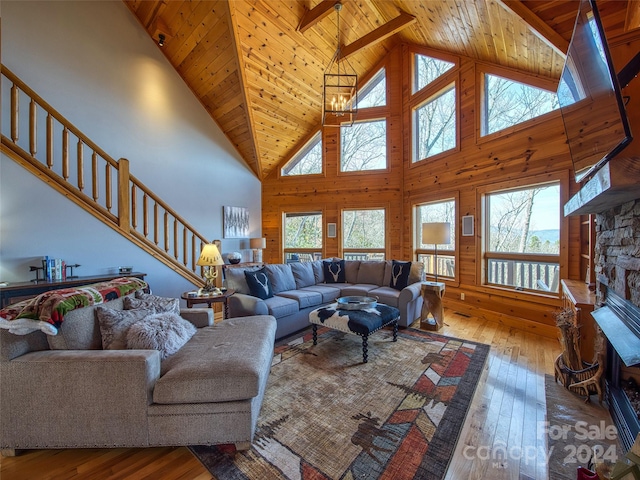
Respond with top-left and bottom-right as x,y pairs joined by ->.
1,309 -> 583,479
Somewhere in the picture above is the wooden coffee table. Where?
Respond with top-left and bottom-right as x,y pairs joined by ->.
309,303 -> 399,363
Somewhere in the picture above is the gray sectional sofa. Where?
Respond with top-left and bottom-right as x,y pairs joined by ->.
0,293 -> 276,454
226,259 -> 425,339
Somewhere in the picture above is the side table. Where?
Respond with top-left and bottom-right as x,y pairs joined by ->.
420,282 -> 445,331
181,289 -> 235,320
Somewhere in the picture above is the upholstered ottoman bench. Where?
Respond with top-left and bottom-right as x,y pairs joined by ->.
308,303 -> 399,363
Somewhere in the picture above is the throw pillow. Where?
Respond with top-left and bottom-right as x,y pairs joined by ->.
125,294 -> 180,315
323,260 -> 346,283
389,260 -> 412,291
244,267 -> 274,299
96,306 -> 155,350
125,312 -> 196,360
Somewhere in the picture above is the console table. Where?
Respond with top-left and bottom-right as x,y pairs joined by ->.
0,272 -> 147,308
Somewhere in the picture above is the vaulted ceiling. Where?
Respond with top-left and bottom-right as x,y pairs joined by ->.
124,0 -> 637,180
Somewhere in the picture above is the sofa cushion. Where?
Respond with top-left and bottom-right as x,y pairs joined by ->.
126,293 -> 180,315
264,295 -> 299,318
344,260 -> 361,284
389,260 -> 412,290
368,286 -> 401,308
383,261 -> 425,286
125,312 -> 196,359
340,284 -> 379,297
265,264 -> 297,293
96,306 -> 155,350
276,290 -> 323,309
300,285 -> 341,303
154,316 -> 276,404
245,268 -> 274,299
323,260 -> 346,283
356,261 -> 385,285
225,266 -> 259,294
311,260 -> 325,283
290,262 -> 316,288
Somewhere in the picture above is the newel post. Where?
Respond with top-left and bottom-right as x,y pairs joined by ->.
118,158 -> 131,233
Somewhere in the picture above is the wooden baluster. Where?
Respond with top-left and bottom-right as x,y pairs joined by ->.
164,212 -> 169,252
92,152 -> 99,202
29,99 -> 37,155
10,84 -> 18,142
77,140 -> 84,191
117,158 -> 129,231
143,194 -> 149,237
183,228 -> 188,266
174,219 -> 178,259
154,202 -> 159,245
105,164 -> 112,212
46,114 -> 54,168
191,235 -> 196,271
131,184 -> 137,230
62,127 -> 69,180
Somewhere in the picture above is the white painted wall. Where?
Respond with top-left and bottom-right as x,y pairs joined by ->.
0,1 -> 262,299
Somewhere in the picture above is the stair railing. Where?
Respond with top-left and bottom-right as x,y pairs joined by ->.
1,65 -> 208,286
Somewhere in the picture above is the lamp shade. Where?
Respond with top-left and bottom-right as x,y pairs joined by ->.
196,243 -> 224,266
422,222 -> 451,245
250,237 -> 266,249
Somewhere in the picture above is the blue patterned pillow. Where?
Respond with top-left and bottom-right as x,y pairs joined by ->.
244,267 -> 274,299
323,260 -> 346,283
389,260 -> 411,290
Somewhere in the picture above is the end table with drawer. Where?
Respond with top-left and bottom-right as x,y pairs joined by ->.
181,289 -> 235,320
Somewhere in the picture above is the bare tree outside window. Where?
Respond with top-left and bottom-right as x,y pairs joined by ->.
414,54 -> 455,93
343,209 -> 385,260
341,120 -> 386,172
283,212 -> 323,262
416,199 -> 456,278
357,69 -> 386,108
414,84 -> 456,161
282,132 -> 322,176
484,74 -> 559,135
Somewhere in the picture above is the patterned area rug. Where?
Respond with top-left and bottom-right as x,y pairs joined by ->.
190,326 -> 490,479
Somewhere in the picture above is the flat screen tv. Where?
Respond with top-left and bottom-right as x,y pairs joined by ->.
557,0 -> 633,183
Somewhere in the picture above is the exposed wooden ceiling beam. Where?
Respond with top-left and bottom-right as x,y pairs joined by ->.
500,0 -> 569,56
340,11 -> 416,60
297,0 -> 340,34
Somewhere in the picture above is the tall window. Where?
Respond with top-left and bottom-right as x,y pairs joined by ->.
342,209 -> 385,260
281,132 -> 322,176
283,212 -> 323,262
341,120 -> 387,172
482,73 -> 559,136
414,54 -> 455,93
413,83 -> 456,162
357,68 -> 386,108
484,183 -> 560,292
415,199 -> 456,280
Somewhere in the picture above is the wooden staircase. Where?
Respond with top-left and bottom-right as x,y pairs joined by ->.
1,65 -> 208,287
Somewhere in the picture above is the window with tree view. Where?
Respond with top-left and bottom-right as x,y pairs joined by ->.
283,212 -> 323,263
415,199 -> 456,280
483,73 -> 558,136
413,84 -> 456,162
414,53 -> 455,94
342,209 -> 385,260
357,68 -> 386,108
341,120 -> 386,172
484,183 -> 560,292
281,132 -> 322,176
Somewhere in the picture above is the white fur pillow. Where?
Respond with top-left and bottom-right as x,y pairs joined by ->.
125,312 -> 197,359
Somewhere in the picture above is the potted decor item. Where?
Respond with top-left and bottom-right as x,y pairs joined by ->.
227,252 -> 242,264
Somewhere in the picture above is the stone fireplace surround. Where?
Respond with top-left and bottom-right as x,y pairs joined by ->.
594,198 -> 640,451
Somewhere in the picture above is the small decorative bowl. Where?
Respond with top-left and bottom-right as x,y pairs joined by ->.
228,252 -> 242,264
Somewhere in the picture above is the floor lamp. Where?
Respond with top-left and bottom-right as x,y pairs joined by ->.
421,222 -> 451,283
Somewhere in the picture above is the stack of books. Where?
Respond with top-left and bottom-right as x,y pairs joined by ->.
43,256 -> 66,282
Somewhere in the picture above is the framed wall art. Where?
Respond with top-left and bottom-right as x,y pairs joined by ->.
223,206 -> 249,238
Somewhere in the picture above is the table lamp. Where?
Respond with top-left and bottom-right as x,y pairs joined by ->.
196,243 -> 224,294
421,222 -> 451,283
250,237 -> 266,263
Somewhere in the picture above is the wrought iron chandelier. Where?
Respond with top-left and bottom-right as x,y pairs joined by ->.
322,3 -> 358,127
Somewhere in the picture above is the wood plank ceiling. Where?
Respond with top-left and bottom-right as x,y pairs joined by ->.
124,0 -> 636,181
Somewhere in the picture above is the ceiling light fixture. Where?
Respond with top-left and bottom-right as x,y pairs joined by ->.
158,33 -> 166,47
322,3 -> 357,127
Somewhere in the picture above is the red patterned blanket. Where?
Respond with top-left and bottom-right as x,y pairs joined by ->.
0,277 -> 148,335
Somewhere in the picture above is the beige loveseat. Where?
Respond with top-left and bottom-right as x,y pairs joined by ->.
0,293 -> 276,455
227,258 -> 424,339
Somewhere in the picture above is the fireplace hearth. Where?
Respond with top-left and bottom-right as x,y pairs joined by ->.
594,282 -> 640,451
